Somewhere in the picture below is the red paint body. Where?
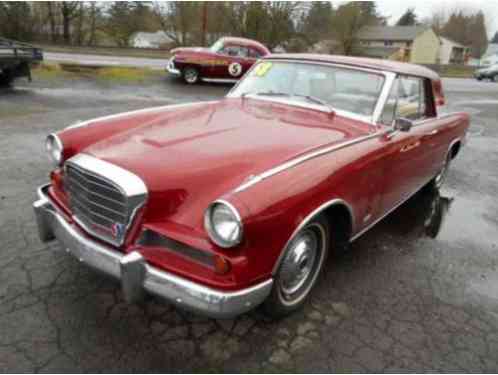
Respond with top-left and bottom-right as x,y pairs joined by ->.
52,56 -> 469,292
170,37 -> 270,80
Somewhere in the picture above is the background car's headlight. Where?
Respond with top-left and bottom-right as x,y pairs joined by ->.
45,133 -> 63,167
204,201 -> 243,248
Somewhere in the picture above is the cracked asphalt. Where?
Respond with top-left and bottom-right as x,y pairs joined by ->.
1,74 -> 498,373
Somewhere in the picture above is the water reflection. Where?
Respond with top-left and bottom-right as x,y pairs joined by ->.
423,188 -> 454,238
379,185 -> 454,240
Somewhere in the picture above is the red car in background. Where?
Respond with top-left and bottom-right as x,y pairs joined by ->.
167,37 -> 270,84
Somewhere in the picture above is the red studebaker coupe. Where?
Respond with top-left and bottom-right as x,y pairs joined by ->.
167,37 -> 270,84
34,55 -> 469,318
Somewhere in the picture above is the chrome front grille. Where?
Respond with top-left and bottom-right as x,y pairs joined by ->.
64,154 -> 147,247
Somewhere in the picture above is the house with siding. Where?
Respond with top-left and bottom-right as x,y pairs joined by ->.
355,26 -> 469,65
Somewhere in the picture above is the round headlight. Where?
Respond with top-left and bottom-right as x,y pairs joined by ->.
204,201 -> 243,248
45,133 -> 63,167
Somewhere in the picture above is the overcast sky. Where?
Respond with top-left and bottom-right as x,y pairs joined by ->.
375,0 -> 498,37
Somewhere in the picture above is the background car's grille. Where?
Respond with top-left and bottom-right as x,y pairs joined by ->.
65,164 -> 130,246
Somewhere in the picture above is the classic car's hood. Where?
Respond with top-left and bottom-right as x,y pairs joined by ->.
83,99 -> 370,229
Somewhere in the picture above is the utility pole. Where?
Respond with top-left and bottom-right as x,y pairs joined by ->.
201,2 -> 208,46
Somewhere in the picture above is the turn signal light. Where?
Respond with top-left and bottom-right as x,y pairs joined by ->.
50,169 -> 64,192
213,255 -> 231,275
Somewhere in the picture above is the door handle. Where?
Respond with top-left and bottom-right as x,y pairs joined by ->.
400,141 -> 421,153
426,130 -> 439,135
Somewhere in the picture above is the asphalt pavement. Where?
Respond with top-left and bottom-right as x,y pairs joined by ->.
0,74 -> 497,372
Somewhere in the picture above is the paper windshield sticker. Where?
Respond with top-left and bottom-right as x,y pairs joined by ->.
254,62 -> 272,77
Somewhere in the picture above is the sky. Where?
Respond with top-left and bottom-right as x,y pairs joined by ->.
375,0 -> 498,38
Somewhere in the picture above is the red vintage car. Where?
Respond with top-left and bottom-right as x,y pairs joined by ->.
167,37 -> 270,84
34,55 -> 469,318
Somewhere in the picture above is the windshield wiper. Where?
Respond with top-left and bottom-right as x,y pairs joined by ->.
242,92 -> 334,113
293,94 -> 335,113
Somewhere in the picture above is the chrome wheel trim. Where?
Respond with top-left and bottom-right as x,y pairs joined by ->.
184,68 -> 198,84
277,223 -> 326,307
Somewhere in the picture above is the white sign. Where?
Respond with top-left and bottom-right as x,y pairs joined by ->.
228,62 -> 243,77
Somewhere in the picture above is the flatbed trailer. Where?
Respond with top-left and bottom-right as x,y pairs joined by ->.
0,37 -> 43,86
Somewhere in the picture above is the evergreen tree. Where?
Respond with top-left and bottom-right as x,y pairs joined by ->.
396,8 -> 418,26
491,31 -> 498,44
468,11 -> 488,58
301,1 -> 334,44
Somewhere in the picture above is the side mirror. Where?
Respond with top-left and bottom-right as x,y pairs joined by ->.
394,117 -> 413,132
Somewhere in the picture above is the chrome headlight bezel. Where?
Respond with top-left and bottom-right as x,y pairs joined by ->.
45,133 -> 64,167
204,200 -> 243,248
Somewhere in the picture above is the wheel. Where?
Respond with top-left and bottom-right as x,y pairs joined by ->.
263,216 -> 330,318
431,153 -> 451,189
0,71 -> 13,87
476,76 -> 482,81
182,66 -> 200,84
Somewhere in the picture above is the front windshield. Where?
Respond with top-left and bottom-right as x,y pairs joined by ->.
210,39 -> 224,53
230,61 -> 385,117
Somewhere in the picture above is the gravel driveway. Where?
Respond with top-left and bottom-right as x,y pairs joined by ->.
1,75 -> 498,373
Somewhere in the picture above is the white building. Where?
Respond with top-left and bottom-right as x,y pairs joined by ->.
438,37 -> 470,65
130,31 -> 174,49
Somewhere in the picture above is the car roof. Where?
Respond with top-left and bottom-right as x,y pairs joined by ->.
222,37 -> 270,54
265,53 -> 440,80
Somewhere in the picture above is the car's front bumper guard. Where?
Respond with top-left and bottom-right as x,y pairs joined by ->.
166,59 -> 181,75
33,185 -> 272,319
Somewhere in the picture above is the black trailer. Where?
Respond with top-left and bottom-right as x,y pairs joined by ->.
0,37 -> 43,86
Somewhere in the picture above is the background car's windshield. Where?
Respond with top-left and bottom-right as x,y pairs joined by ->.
230,61 -> 385,117
210,39 -> 224,53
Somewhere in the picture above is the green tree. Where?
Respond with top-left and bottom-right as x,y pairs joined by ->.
332,1 -> 383,55
468,11 -> 488,58
492,31 -> 498,43
0,2 -> 34,41
441,10 -> 488,59
300,2 -> 334,45
396,8 -> 418,26
105,1 -> 155,47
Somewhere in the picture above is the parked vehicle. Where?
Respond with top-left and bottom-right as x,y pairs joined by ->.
474,64 -> 498,82
167,37 -> 270,84
34,55 -> 469,318
0,37 -> 43,86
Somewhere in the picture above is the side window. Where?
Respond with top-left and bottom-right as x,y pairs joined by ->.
380,76 -> 427,125
248,48 -> 262,59
222,46 -> 248,58
397,76 -> 426,121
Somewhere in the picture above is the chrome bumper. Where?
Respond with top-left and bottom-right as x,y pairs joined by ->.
166,58 -> 181,75
33,185 -> 272,319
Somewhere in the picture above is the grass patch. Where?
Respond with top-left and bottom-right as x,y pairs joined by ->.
32,62 -> 75,79
96,67 -> 161,82
37,44 -> 171,60
438,65 -> 475,79
32,62 -> 163,83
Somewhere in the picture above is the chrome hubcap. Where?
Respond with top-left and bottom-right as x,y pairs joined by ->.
185,69 -> 198,83
280,229 -> 318,296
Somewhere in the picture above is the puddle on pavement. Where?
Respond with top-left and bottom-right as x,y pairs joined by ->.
433,189 -> 498,250
380,185 -> 498,252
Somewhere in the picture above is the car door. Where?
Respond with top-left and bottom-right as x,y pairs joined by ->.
377,75 -> 435,214
212,45 -> 247,80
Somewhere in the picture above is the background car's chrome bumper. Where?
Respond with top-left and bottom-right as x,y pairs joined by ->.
166,59 -> 181,75
33,185 -> 272,319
